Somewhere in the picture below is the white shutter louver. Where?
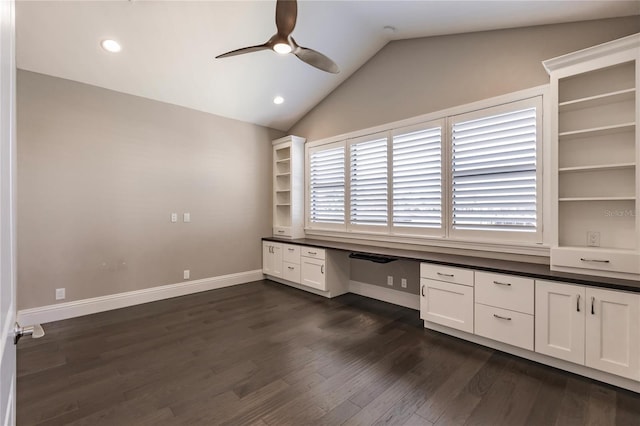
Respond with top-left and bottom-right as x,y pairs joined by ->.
392,126 -> 442,229
350,136 -> 388,226
452,107 -> 537,232
309,145 -> 345,224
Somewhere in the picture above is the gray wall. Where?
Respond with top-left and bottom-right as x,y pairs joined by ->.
17,70 -> 282,310
289,17 -> 640,141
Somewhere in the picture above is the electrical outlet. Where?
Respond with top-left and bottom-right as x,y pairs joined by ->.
55,288 -> 65,300
171,213 -> 178,223
401,278 -> 407,288
587,231 -> 600,247
184,270 -> 190,280
387,275 -> 393,286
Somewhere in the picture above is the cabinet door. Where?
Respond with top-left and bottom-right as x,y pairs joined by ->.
535,280 -> 585,365
586,287 -> 640,380
301,257 -> 326,291
420,278 -> 474,333
262,242 -> 283,278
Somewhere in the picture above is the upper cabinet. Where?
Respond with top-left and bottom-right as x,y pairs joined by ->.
272,135 -> 305,239
544,33 -> 640,280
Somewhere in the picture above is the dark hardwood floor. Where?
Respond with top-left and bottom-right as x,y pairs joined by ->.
17,280 -> 640,425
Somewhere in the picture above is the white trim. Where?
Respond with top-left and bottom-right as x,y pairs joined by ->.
17,270 -> 263,325
348,280 -> 419,310
267,276 -> 333,298
425,321 -> 640,393
2,383 -> 12,426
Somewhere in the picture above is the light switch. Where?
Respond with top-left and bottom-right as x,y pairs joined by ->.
170,213 -> 178,223
183,213 -> 191,223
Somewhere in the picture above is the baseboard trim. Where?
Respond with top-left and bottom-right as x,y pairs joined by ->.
348,280 -> 419,310
17,270 -> 264,325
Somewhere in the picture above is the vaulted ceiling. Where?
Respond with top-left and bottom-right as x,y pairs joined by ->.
16,1 -> 640,131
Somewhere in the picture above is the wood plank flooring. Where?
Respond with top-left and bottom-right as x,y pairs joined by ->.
17,280 -> 640,425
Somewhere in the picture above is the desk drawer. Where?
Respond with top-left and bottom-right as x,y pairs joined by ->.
301,247 -> 325,260
551,247 -> 640,275
273,226 -> 291,237
283,262 -> 301,284
283,244 -> 300,264
420,264 -> 474,287
475,272 -> 534,315
475,303 -> 533,351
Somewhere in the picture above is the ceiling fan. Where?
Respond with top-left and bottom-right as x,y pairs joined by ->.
215,0 -> 340,74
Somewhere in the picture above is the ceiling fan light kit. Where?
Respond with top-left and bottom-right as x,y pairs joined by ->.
215,0 -> 339,74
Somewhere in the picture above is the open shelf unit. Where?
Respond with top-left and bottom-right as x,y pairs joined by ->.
544,33 -> 640,279
272,135 -> 305,238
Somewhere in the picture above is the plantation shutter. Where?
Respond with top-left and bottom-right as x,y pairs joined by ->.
392,123 -> 443,230
309,143 -> 345,225
451,103 -> 538,233
349,134 -> 388,226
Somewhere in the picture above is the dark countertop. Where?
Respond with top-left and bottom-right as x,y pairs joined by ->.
262,237 -> 640,293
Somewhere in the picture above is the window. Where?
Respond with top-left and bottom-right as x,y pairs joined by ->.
450,98 -> 541,241
305,90 -> 544,249
349,134 -> 388,228
308,142 -> 345,227
392,121 -> 443,235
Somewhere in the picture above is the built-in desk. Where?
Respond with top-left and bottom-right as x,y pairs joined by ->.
262,236 -> 640,293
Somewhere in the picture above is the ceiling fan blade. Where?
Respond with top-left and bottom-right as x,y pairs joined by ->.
216,43 -> 270,59
275,0 -> 297,36
292,40 -> 339,74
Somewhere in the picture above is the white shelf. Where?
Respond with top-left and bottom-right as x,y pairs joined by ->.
559,88 -> 635,112
559,197 -> 636,202
558,163 -> 636,173
276,172 -> 291,177
276,203 -> 291,207
559,122 -> 635,139
275,189 -> 290,193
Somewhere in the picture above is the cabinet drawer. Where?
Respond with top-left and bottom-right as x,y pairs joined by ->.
551,247 -> 640,275
474,303 -> 534,351
420,264 -> 474,287
283,244 -> 300,264
301,247 -> 325,260
273,226 -> 291,237
475,272 -> 534,315
282,262 -> 301,284
420,278 -> 474,333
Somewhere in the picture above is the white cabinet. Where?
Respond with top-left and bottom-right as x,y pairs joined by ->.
262,242 -> 283,278
535,280 -> 585,364
301,256 -> 326,291
536,280 -> 640,381
544,34 -> 640,280
272,136 -> 305,239
420,265 -> 474,334
586,287 -> 640,380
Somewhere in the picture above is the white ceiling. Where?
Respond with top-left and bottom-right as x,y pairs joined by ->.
16,1 -> 640,131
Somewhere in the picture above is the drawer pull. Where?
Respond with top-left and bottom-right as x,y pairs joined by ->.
591,296 -> 595,315
437,272 -> 455,277
307,251 -> 317,255
288,248 -> 295,252
288,266 -> 294,270
421,285 -> 425,297
576,294 -> 580,312
277,230 -> 285,233
493,314 -> 512,321
320,265 -> 324,274
493,281 -> 511,287
580,258 -> 610,263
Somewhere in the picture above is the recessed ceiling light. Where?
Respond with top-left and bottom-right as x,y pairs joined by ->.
273,96 -> 284,105
383,26 -> 397,35
101,39 -> 122,53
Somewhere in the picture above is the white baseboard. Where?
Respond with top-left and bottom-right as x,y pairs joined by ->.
17,270 -> 264,325
348,280 -> 419,310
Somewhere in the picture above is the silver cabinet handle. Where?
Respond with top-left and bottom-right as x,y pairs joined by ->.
288,266 -> 294,270
277,230 -> 285,234
580,258 -> 610,263
421,285 -> 425,297
269,246 -> 273,254
308,251 -> 317,255
493,314 -> 512,321
437,272 -> 454,277
591,296 -> 595,315
288,248 -> 295,251
576,294 -> 581,312
493,281 -> 511,286
320,265 -> 324,274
